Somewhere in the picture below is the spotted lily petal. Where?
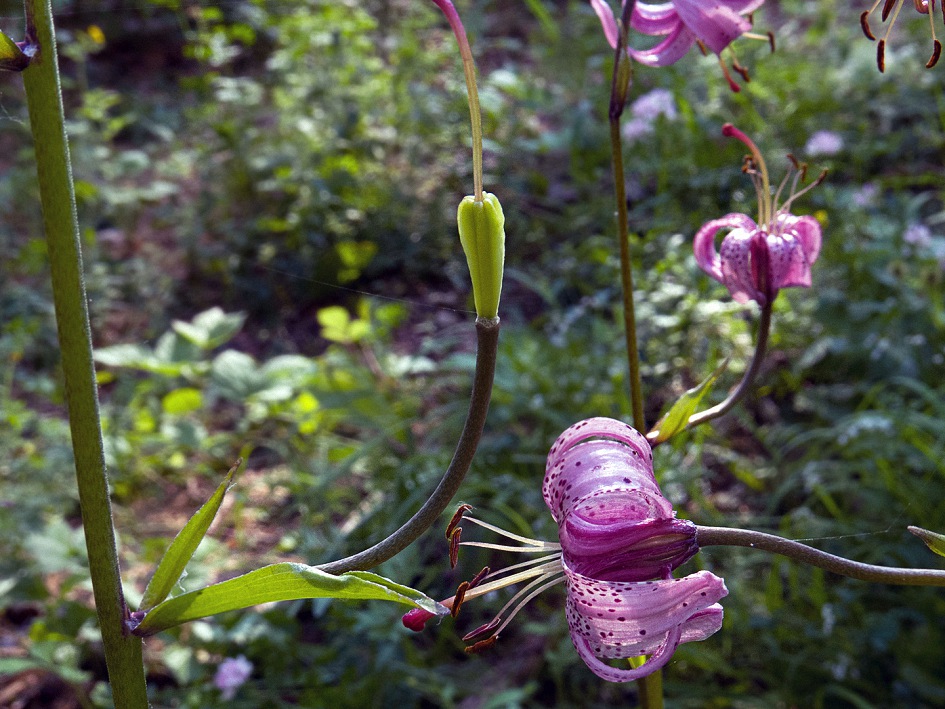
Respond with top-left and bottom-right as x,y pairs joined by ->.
718,226 -> 768,304
564,564 -> 728,682
543,417 -> 666,526
693,213 -> 757,285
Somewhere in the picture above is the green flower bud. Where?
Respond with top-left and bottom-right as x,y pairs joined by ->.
457,192 -> 505,319
909,526 -> 945,558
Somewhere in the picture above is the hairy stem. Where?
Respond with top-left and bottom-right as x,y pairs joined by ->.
319,317 -> 500,574
697,526 -> 945,585
21,1 -> 148,705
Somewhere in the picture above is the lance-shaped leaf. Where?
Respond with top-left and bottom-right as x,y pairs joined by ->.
131,564 -> 448,636
649,359 -> 728,444
139,459 -> 241,612
909,526 -> 945,558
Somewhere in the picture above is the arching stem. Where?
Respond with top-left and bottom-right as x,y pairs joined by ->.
697,526 -> 945,586
319,317 -> 500,574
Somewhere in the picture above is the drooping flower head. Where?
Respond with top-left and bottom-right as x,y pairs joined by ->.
861,0 -> 943,71
693,124 -> 825,307
589,0 -> 770,91
404,418 -> 727,682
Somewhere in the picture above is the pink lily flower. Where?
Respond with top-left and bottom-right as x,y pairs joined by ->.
693,124 -> 824,307
404,417 -> 727,682
590,0 -> 766,89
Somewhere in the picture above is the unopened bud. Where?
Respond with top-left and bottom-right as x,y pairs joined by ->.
457,192 -> 505,319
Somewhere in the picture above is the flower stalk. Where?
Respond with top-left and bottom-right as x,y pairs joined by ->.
607,0 -> 646,433
21,0 -> 148,705
697,526 -> 945,586
430,0 -> 484,201
318,317 -> 500,574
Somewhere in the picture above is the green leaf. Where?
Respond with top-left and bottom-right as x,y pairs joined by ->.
649,359 -> 728,444
161,388 -> 203,415
139,460 -> 241,612
318,305 -> 370,343
172,307 -> 246,350
211,350 -> 263,399
132,564 -> 447,635
909,526 -> 945,558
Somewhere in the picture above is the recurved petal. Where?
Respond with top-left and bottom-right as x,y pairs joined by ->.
543,419 -> 666,525
694,213 -> 755,284
780,213 -> 822,265
564,565 -> 728,682
630,2 -> 683,35
589,0 -> 619,49
672,0 -> 759,54
627,23 -> 696,66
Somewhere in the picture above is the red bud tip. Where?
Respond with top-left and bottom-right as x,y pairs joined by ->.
402,608 -> 436,632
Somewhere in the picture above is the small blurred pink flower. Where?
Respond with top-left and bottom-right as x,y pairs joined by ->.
214,655 -> 252,700
804,130 -> 844,156
852,183 -> 879,207
622,88 -> 678,141
904,223 -> 933,247
693,124 -> 825,306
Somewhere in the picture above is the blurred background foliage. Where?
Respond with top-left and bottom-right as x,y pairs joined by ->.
1,0 -> 944,706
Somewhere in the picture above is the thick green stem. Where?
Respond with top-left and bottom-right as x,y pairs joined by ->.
21,1 -> 148,705
606,3 -> 660,705
608,0 -> 645,434
319,317 -> 500,574
697,526 -> 945,585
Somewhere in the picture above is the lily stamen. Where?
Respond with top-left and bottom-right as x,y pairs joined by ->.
861,0 -> 943,70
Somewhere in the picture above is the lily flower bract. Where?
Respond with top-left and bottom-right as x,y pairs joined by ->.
404,417 -> 727,682
861,0 -> 943,71
589,0 -> 768,90
693,124 -> 824,307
